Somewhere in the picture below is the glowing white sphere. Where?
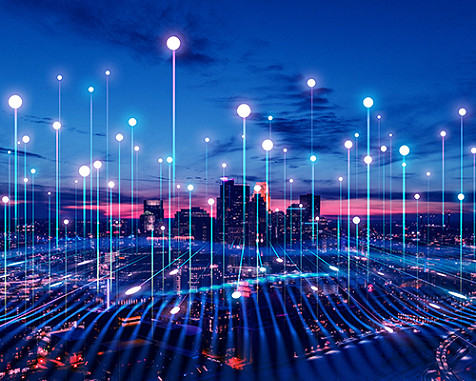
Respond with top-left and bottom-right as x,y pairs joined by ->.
128,117 -> 137,127
254,185 -> 262,192
364,155 -> 372,165
2,196 -> 9,204
389,133 -> 393,137
88,86 -> 94,93
377,114 -> 382,120
22,135 -> 30,144
166,36 -> 181,51
53,121 -> 61,130
344,140 -> 353,149
166,156 -> 173,164
262,139 -> 273,151
30,168 -> 36,174
221,163 -> 227,168
283,148 -> 288,153
125,285 -> 141,295
187,184 -> 194,191
74,180 -> 78,184
48,191 -> 51,195
289,179 -> 294,184
338,176 -> 344,182
93,160 -> 102,169
208,198 -> 215,206
402,162 -> 407,167
56,74 -> 63,81
160,225 -> 166,231
352,216 -> 361,225
8,95 -> 22,110
115,133 -> 124,142
414,193 -> 421,200
354,133 -> 360,138
471,147 -> 476,154
458,193 -> 465,201
440,131 -> 447,137
170,306 -> 181,315
380,145 -> 387,152
23,177 -> 28,183
259,267 -> 266,273
276,257 -> 283,263
307,78 -> 316,88
399,145 -> 410,156
231,291 -> 242,299
64,219 -> 69,225
176,184 -> 181,189
237,104 -> 251,118
79,165 -> 91,178
268,115 -> 273,121
459,108 -> 467,116
134,145 -> 139,152
310,155 -> 317,163
275,208 -> 279,212
363,97 -> 374,108
105,70 -> 111,76
299,204 -> 303,208
204,137 -> 210,143
158,157 -> 163,164
311,286 -> 318,291
169,269 -> 179,275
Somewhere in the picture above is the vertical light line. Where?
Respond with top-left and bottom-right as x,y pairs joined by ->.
442,135 -> 445,227
96,168 -> 100,293
172,50 -> 176,199
347,149 -> 351,298
402,157 -> 406,262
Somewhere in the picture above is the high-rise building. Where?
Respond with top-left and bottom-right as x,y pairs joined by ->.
174,207 -> 211,242
139,200 -> 164,235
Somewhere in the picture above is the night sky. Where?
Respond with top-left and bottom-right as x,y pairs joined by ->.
1,1 -> 476,218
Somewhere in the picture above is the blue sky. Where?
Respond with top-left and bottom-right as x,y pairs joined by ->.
0,1 -> 475,216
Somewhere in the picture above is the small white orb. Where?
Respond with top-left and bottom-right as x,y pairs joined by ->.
176,184 -> 181,189
307,78 -> 316,88
283,148 -> 288,153
364,155 -> 372,165
2,196 -> 9,204
158,157 -> 163,163
221,163 -> 227,168
187,184 -> 194,191
459,108 -> 467,116
8,95 -> 22,110
276,257 -> 283,263
128,117 -> 137,127
440,131 -> 447,137
310,155 -> 317,163
426,171 -> 431,176
254,185 -> 262,192
53,121 -> 61,130
344,140 -> 353,149
30,168 -> 36,174
166,36 -> 181,51
115,133 -> 124,142
108,181 -> 115,189
208,198 -> 215,206
289,179 -> 294,184
134,145 -> 139,152
64,219 -> 69,225
377,114 -> 382,120
231,291 -> 242,299
471,147 -> 476,154
458,193 -> 465,201
170,306 -> 181,315
402,162 -> 407,167
74,180 -> 78,184
363,97 -> 374,108
22,135 -> 30,144
262,139 -> 273,151
275,208 -> 280,212
354,133 -> 360,138
78,165 -> 91,178
160,225 -> 166,231
414,193 -> 421,200
166,156 -> 173,164
380,145 -> 388,152
56,74 -> 63,81
259,267 -> 266,273
399,145 -> 410,156
338,176 -> 344,182
204,137 -> 210,143
93,160 -> 102,169
268,115 -> 273,121
299,203 -> 303,208
237,104 -> 251,118
352,216 -> 361,225
389,133 -> 393,137
105,70 -> 111,76
23,177 -> 28,183
88,86 -> 94,93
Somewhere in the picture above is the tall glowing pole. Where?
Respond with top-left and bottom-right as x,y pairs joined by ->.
354,132 -> 359,199
381,145 -> 388,243
115,133 -> 124,241
3,196 -> 9,316
22,135 -> 30,292
93,160 -> 102,293
107,181 -> 115,308
208,198 -> 215,289
52,121 -> 62,249
79,166 -> 91,239
158,158 -> 164,201
166,36 -> 181,199
458,193 -> 465,293
166,156 -> 173,265
289,179 -> 294,250
310,154 -> 317,246
88,87 -> 94,236
338,176 -> 344,268
440,130 -> 447,227
399,145 -> 410,262
105,70 -> 110,183
221,162 -> 227,281
64,219 -> 69,316
128,118 -> 137,237
187,185 -> 194,293
363,97 -> 373,283
389,133 -> 393,253
351,216 -> 361,303
472,147 -> 476,258
262,139 -> 273,247
345,140 -> 353,285
30,168 -> 36,299
307,78 -> 316,154
47,192 -> 52,290
414,193 -> 421,288
283,148 -> 287,259
8,95 -> 22,251
236,104 -> 251,295
205,137 -> 210,200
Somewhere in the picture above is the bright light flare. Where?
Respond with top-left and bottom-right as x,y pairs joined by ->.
125,285 -> 142,296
